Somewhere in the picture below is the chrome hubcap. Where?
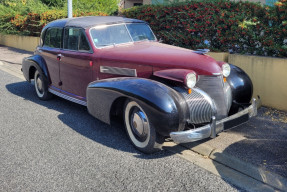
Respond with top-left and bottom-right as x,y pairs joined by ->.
36,75 -> 43,93
130,108 -> 148,141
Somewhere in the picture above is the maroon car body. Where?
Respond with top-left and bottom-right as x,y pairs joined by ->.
22,16 -> 259,153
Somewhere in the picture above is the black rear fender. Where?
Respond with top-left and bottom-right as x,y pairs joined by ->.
87,78 -> 189,136
22,55 -> 50,83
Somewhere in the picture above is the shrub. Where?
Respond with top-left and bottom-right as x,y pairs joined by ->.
8,10 -> 107,36
122,0 -> 287,57
0,0 -> 114,36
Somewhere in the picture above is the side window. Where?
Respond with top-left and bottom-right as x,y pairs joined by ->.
43,28 -> 62,48
64,28 -> 91,52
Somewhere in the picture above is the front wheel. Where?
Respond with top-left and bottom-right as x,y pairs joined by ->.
124,100 -> 164,154
34,69 -> 52,100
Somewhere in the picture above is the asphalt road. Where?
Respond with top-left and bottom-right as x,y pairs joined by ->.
0,69 -> 242,191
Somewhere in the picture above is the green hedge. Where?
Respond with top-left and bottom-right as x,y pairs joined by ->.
7,10 -> 107,36
0,0 -> 116,36
122,0 -> 287,57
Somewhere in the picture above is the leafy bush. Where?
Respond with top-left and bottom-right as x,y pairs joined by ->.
40,0 -> 65,7
73,0 -> 119,15
0,0 -> 116,36
122,0 -> 287,57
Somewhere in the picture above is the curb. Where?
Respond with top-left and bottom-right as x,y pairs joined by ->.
181,142 -> 287,191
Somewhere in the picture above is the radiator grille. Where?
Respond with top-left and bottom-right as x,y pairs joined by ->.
196,75 -> 231,120
174,87 -> 215,124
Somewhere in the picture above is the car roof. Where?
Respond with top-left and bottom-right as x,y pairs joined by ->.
43,16 -> 146,30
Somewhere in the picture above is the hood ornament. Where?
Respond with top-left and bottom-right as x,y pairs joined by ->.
192,49 -> 210,55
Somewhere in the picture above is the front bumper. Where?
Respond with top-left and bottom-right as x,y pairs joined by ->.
170,98 -> 259,143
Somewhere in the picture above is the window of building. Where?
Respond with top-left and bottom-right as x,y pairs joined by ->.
134,3 -> 143,6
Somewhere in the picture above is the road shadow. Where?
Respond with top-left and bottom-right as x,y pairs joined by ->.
5,81 -> 173,159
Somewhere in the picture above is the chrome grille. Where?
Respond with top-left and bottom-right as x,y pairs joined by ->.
175,87 -> 215,124
196,75 -> 232,120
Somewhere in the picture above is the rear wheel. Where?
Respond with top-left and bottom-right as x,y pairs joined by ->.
124,100 -> 164,154
34,69 -> 52,100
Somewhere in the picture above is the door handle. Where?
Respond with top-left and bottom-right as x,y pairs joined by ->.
57,54 -> 64,61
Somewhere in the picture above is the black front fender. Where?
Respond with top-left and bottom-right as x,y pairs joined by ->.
227,64 -> 253,114
87,78 -> 188,136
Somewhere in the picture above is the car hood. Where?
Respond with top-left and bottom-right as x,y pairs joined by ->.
97,41 -> 222,76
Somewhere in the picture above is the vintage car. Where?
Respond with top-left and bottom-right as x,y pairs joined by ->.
22,16 -> 259,153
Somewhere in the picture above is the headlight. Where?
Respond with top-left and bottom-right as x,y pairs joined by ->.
185,72 -> 197,88
222,63 -> 231,77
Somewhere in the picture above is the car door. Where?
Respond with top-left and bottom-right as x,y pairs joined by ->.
38,27 -> 62,90
59,27 -> 94,100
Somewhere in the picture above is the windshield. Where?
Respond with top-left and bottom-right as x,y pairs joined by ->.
90,23 -> 156,48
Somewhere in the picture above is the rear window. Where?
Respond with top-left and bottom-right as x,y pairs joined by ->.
43,28 -> 62,48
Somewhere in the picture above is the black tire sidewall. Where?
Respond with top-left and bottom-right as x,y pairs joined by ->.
34,69 -> 51,100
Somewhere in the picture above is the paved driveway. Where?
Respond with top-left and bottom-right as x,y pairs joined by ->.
0,69 -> 240,191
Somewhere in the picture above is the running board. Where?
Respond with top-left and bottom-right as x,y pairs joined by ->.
48,88 -> 87,106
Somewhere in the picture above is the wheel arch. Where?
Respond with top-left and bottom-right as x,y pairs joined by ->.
28,66 -> 37,80
109,96 -> 127,123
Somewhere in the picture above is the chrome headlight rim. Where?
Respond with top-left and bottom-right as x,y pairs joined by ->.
185,72 -> 197,88
222,63 -> 231,77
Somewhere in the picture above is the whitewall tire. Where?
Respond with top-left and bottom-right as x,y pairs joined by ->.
124,100 -> 164,154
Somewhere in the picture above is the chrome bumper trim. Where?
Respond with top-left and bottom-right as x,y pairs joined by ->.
170,98 -> 258,143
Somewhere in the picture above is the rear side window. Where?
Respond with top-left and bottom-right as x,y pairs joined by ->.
63,28 -> 91,52
43,28 -> 62,48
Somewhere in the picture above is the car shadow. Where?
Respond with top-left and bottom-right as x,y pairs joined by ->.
6,81 -> 174,159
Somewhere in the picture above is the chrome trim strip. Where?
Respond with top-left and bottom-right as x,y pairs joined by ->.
192,49 -> 210,55
170,98 -> 258,143
100,66 -> 137,77
48,88 -> 87,106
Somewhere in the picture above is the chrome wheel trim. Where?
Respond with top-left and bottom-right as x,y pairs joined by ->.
125,101 -> 150,148
34,71 -> 44,98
